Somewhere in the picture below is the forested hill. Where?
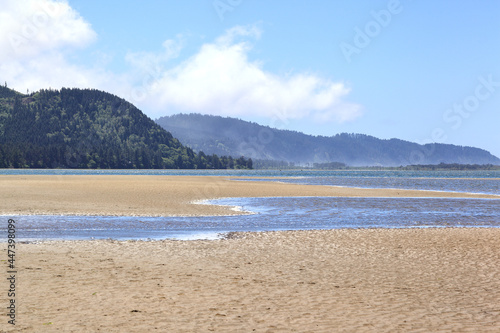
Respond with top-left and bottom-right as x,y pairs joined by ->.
0,86 -> 252,169
156,113 -> 500,167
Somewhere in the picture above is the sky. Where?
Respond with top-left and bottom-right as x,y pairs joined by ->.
1,0 -> 499,158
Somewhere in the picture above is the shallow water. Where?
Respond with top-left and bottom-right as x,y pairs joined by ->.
3,197 -> 499,241
274,176 -> 500,195
1,170 -> 499,241
1,168 -> 500,179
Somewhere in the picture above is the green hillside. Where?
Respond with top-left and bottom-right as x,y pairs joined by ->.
0,86 -> 252,169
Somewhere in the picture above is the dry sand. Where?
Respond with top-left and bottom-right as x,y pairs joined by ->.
0,175 -> 498,216
1,228 -> 499,332
1,175 -> 500,332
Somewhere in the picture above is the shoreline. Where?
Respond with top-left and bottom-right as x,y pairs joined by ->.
1,175 -> 499,331
2,228 -> 499,332
1,175 -> 499,217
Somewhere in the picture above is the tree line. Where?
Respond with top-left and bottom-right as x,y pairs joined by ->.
0,87 -> 252,169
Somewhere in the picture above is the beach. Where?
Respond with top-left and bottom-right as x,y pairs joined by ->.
0,175 -> 498,217
1,228 -> 499,332
1,175 -> 500,332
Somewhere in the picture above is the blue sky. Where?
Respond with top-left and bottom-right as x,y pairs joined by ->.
1,0 -> 499,158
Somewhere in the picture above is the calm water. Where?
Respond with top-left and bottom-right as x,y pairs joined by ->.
273,176 -> 500,195
1,169 -> 499,241
1,168 -> 500,179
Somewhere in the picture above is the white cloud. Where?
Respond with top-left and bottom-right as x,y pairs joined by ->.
0,0 -> 132,96
0,0 -> 96,62
1,51 -> 128,94
0,1 -> 361,125
135,26 -> 362,123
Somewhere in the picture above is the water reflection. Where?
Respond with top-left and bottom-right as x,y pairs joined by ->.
4,197 -> 499,241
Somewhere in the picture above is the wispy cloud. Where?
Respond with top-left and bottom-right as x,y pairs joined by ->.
125,34 -> 186,73
0,1 -> 361,124
136,25 -> 362,123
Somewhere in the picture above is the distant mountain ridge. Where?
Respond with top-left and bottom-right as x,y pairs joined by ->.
155,113 -> 500,167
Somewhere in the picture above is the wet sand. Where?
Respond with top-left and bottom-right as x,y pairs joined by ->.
1,175 -> 499,332
1,228 -> 499,332
0,175 -> 498,216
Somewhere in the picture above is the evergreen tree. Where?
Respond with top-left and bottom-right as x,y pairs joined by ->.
0,87 -> 253,169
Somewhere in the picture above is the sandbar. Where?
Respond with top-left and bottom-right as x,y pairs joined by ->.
1,175 -> 498,216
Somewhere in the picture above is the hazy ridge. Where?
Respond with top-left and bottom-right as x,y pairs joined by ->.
156,113 -> 500,167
